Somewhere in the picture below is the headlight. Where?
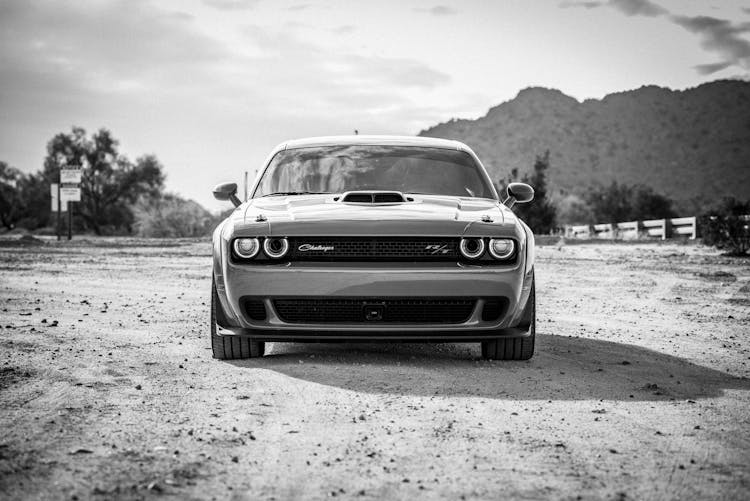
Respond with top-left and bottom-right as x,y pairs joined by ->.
263,237 -> 289,259
233,238 -> 260,259
489,238 -> 515,260
459,237 -> 485,259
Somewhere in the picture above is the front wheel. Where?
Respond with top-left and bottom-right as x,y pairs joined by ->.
211,278 -> 264,359
481,279 -> 535,361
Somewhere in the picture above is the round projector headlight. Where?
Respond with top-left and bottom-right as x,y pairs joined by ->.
459,237 -> 485,259
233,238 -> 260,259
489,238 -> 515,260
263,237 -> 289,259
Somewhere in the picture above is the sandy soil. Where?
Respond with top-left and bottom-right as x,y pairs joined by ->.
1,237 -> 749,500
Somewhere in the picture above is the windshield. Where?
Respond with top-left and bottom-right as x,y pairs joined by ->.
253,145 -> 494,199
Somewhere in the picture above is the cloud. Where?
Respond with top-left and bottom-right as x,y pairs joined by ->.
242,25 -> 450,91
672,15 -> 750,73
202,0 -> 259,10
559,1 -> 604,9
559,0 -> 665,16
414,5 -> 458,16
331,25 -> 356,35
0,0 -> 230,101
558,0 -> 749,74
693,61 -> 733,75
287,4 -> 311,11
609,0 -> 666,17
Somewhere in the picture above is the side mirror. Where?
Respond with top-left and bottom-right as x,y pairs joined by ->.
504,182 -> 534,208
213,182 -> 241,207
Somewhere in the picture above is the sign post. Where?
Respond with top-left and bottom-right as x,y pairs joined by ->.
58,168 -> 82,241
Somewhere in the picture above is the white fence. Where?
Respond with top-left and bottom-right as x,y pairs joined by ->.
565,216 -> 697,240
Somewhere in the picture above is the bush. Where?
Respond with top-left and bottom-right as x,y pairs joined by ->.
554,193 -> 594,226
134,194 -> 218,238
585,182 -> 676,223
700,198 -> 750,256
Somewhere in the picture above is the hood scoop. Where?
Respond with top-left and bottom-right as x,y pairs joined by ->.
339,191 -> 409,204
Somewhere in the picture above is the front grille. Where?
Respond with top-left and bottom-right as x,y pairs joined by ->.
273,298 -> 476,324
289,237 -> 459,261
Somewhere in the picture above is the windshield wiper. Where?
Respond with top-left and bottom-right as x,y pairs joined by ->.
261,191 -> 330,197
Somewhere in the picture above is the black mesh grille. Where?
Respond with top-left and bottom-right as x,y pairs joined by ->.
290,237 -> 459,261
481,298 -> 506,321
273,298 -> 476,324
244,299 -> 267,320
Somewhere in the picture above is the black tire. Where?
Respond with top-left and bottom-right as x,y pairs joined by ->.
481,279 -> 535,361
211,278 -> 264,359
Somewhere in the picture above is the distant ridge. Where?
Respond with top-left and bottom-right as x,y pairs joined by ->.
419,80 -> 750,212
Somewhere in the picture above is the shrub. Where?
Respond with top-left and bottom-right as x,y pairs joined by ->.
585,182 -> 676,223
554,193 -> 594,226
134,194 -> 217,238
700,198 -> 750,256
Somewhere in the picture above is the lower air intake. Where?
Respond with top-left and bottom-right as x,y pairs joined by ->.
244,299 -> 267,321
273,298 -> 476,324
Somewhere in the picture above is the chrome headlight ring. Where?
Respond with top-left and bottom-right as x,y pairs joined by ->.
459,237 -> 486,259
263,237 -> 289,259
489,238 -> 516,260
233,237 -> 260,259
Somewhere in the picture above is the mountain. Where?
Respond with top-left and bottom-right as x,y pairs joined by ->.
419,80 -> 750,214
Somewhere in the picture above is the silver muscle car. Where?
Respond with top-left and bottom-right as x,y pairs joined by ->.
211,136 -> 536,360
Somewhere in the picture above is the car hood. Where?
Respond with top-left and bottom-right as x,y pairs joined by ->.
236,194 -> 519,237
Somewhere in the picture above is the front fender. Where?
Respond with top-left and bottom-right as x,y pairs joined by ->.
212,219 -> 242,326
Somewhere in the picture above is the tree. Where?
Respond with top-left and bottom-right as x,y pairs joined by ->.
631,185 -> 676,220
500,151 -> 557,234
0,161 -> 24,230
42,127 -> 165,234
15,173 -> 52,230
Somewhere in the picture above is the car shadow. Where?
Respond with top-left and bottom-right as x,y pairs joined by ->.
226,334 -> 750,401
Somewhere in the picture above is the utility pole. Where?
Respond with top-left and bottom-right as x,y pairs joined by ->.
243,171 -> 248,202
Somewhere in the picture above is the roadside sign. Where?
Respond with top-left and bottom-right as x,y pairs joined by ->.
60,185 -> 81,203
50,183 -> 67,212
60,169 -> 82,184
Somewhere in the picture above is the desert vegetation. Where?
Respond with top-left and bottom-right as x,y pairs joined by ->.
0,127 -> 217,237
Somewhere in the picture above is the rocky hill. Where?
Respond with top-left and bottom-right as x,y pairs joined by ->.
419,80 -> 750,213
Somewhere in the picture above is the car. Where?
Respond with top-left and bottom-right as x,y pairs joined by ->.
210,135 -> 536,360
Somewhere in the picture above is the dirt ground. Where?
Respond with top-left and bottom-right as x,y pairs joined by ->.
0,237 -> 748,500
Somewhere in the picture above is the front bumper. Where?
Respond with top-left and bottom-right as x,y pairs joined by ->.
214,260 -> 534,340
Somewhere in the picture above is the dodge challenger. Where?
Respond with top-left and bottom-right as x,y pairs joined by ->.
211,136 -> 536,360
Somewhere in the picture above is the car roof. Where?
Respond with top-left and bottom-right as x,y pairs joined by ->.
278,135 -> 469,151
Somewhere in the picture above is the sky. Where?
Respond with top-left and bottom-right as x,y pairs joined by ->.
1,0 -> 749,211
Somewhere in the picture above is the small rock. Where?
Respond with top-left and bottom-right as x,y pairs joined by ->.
69,448 -> 93,455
